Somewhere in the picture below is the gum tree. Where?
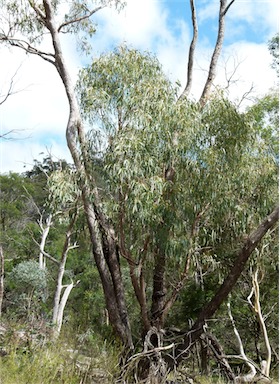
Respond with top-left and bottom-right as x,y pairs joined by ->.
77,47 -> 278,379
0,2 -> 278,381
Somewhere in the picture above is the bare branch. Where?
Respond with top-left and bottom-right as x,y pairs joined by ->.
248,269 -> 272,377
223,0 -> 235,16
58,5 -> 105,33
31,235 -> 59,265
227,300 -> 257,381
0,129 -> 32,140
127,343 -> 175,362
0,35 -> 55,65
178,0 -> 198,100
237,83 -> 255,108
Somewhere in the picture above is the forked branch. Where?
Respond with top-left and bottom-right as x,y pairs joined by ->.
58,5 -> 105,32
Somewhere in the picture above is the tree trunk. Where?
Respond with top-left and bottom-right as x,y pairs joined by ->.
173,206 -> 279,365
52,214 -> 77,338
248,270 -> 272,378
150,176 -> 174,330
53,282 -> 74,339
199,0 -> 235,106
39,214 -> 52,269
42,0 -> 133,348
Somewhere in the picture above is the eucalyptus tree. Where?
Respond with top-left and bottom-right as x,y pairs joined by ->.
0,0 -> 278,380
77,47 -> 278,379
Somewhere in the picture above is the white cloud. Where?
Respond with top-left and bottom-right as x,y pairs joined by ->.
198,0 -> 279,37
95,0 -> 171,51
228,0 -> 279,37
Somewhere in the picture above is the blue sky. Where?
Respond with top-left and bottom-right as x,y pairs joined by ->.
0,0 -> 279,173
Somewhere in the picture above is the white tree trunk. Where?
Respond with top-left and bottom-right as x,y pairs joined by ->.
227,302 -> 257,383
53,282 -> 74,339
39,214 -> 52,269
248,269 -> 271,378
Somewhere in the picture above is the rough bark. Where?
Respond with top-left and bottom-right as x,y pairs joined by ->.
173,206 -> 279,365
150,243 -> 167,329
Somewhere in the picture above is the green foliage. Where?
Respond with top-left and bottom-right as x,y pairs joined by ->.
5,260 -> 48,319
76,48 -> 278,354
246,91 -> 279,159
0,0 -> 125,55
47,168 -> 80,211
268,34 -> 279,76
78,46 -> 277,276
9,260 -> 47,293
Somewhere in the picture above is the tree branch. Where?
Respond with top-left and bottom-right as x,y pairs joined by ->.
196,206 -> 279,324
173,206 -> 279,365
28,0 -> 46,23
178,0 -> 198,100
227,300 -> 257,382
57,5 -> 105,33
0,35 -> 55,65
248,269 -> 272,377
199,0 -> 236,106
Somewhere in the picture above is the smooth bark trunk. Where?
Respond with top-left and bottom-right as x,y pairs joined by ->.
199,0 -> 235,106
179,0 -> 198,100
39,214 -> 52,269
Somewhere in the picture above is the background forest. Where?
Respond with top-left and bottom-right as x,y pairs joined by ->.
0,1 -> 279,383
